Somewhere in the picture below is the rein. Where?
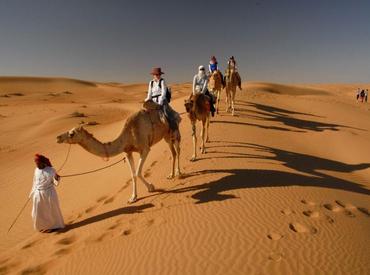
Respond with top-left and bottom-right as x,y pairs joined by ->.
60,156 -> 125,178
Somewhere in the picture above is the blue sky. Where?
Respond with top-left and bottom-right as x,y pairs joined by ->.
0,0 -> 369,83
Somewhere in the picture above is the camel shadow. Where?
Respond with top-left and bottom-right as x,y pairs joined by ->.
230,100 -> 364,132
210,120 -> 303,132
162,142 -> 370,204
58,203 -> 154,232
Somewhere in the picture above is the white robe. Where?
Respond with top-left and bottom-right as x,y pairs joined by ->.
30,167 -> 65,231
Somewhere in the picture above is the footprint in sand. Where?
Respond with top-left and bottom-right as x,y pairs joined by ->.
54,248 -> 72,256
267,232 -> 283,241
335,200 -> 357,210
301,199 -> 316,206
121,229 -> 132,236
324,203 -> 355,217
281,209 -> 295,215
103,197 -> 115,204
20,263 -> 49,275
93,233 -> 111,243
303,210 -> 320,218
325,215 -> 335,224
96,196 -> 108,203
268,252 -> 284,262
343,210 -> 356,218
289,222 -> 317,234
108,223 -> 120,230
144,170 -> 151,177
56,235 -> 76,246
150,161 -> 158,167
358,207 -> 370,217
323,203 -> 342,212
21,239 -> 40,250
85,205 -> 97,214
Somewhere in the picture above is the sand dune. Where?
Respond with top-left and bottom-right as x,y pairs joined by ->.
0,78 -> 369,274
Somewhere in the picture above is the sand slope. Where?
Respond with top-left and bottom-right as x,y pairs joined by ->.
0,78 -> 369,274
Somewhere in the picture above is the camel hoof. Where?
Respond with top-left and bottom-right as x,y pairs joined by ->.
147,184 -> 155,192
176,173 -> 184,179
128,196 -> 137,204
167,174 -> 175,180
190,157 -> 196,162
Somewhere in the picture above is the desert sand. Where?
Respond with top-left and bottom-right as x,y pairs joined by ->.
0,77 -> 369,274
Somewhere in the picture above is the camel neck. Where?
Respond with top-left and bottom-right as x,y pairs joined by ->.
78,130 -> 126,158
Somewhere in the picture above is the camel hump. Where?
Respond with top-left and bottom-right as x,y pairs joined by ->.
192,94 -> 210,114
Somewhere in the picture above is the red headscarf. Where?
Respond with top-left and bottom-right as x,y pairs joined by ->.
34,154 -> 52,167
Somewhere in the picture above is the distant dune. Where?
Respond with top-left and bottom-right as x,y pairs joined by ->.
0,77 -> 369,274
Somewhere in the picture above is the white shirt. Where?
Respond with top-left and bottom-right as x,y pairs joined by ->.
193,74 -> 208,95
146,78 -> 167,105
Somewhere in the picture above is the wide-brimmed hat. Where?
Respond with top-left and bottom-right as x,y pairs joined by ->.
150,67 -> 164,75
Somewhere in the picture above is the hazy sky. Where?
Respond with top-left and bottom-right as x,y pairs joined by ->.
0,0 -> 369,83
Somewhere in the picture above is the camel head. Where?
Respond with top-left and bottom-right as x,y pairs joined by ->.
56,126 -> 85,144
184,99 -> 193,113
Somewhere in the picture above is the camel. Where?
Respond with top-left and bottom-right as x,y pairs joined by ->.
56,100 -> 182,203
224,67 -> 242,116
208,70 -> 224,114
184,94 -> 211,161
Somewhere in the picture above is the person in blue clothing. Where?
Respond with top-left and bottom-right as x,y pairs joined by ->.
208,56 -> 219,74
208,56 -> 225,87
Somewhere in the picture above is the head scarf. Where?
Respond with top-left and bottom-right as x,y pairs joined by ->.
34,154 -> 52,167
198,65 -> 206,78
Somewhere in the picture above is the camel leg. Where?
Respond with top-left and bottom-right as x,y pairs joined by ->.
200,119 -> 206,154
225,88 -> 230,113
166,141 -> 177,179
136,149 -> 155,193
191,122 -> 197,161
216,89 -> 220,114
206,114 -> 210,143
232,88 -> 236,116
173,136 -> 182,178
126,153 -> 138,204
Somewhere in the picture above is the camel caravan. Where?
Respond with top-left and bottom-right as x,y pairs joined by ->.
57,56 -> 242,203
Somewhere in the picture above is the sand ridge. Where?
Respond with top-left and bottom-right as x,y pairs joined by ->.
0,78 -> 369,274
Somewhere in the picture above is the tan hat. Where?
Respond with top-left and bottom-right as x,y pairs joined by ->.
150,67 -> 164,75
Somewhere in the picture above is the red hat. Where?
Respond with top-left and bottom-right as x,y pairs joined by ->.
150,67 -> 164,75
34,154 -> 52,167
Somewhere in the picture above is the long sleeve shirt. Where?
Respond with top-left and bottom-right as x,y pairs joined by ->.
146,78 -> 167,105
193,74 -> 208,95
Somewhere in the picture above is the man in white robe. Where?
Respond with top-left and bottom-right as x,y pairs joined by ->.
29,154 -> 65,232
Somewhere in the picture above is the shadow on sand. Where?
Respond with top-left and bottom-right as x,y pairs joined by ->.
216,100 -> 365,133
161,142 -> 370,204
59,203 -> 154,232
